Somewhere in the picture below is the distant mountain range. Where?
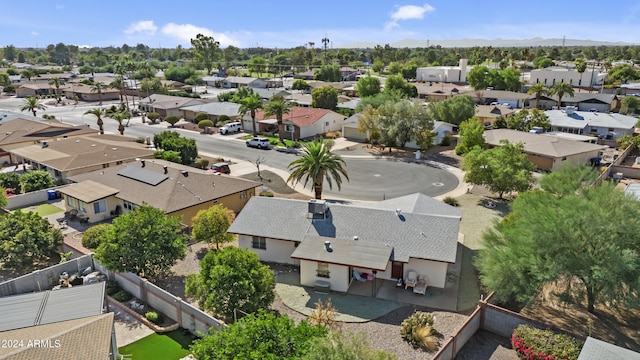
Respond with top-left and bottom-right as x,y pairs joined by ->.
336,37 -> 635,49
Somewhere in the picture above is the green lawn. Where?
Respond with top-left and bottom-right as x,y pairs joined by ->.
13,203 -> 64,217
118,330 -> 194,360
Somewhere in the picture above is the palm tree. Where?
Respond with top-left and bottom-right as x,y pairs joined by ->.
48,76 -> 62,103
108,111 -> 129,135
239,95 -> 263,136
263,95 -> 293,144
287,139 -> 349,199
109,77 -> 125,102
85,108 -> 105,134
90,82 -> 107,105
549,81 -> 575,109
527,82 -> 548,109
21,96 -> 46,116
575,59 -> 587,89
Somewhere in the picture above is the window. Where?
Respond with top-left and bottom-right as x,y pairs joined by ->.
240,190 -> 247,199
317,263 -> 330,278
102,163 -> 109,169
252,236 -> 266,250
123,201 -> 135,211
608,128 -> 614,132
67,196 -> 77,208
116,161 -> 123,165
78,201 -> 87,213
93,200 -> 106,214
213,199 -> 219,204
284,124 -> 294,133
54,169 -> 61,177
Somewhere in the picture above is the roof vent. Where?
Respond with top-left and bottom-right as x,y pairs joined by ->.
181,170 -> 189,177
140,159 -> 146,167
396,209 -> 402,216
353,236 -> 359,241
112,147 -> 117,151
324,240 -> 333,252
41,141 -> 48,148
163,165 -> 168,174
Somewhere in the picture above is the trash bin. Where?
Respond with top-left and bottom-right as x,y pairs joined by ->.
415,150 -> 421,160
47,190 -> 56,200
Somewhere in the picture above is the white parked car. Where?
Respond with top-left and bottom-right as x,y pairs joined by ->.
246,137 -> 271,149
219,122 -> 242,134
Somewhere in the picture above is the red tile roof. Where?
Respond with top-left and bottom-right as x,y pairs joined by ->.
255,107 -> 332,127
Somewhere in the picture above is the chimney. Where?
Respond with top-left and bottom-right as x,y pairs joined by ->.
140,159 -> 146,168
324,241 -> 333,252
163,165 -> 168,174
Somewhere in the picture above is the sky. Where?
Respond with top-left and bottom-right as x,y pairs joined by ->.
2,1 -> 640,49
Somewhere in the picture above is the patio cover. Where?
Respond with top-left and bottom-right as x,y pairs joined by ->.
291,235 -> 392,271
58,180 -> 119,203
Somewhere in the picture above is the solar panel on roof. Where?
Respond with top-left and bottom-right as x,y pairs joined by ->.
117,166 -> 168,186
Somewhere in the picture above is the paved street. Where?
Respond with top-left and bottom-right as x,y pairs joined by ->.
0,97 -> 462,201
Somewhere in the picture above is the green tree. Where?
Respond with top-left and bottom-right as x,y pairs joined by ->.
354,76 -> 381,97
84,108 -> 105,134
48,76 -> 62,103
21,96 -> 46,117
311,85 -> 338,110
429,95 -> 475,126
0,211 -> 63,271
384,74 -> 417,98
549,81 -> 575,108
21,69 -> 35,82
107,110 -> 128,135
146,112 -> 160,124
197,119 -> 214,131
164,114 -> 180,127
462,140 -> 535,198
264,95 -> 293,144
239,95 -> 264,136
20,170 -> 54,193
94,204 -> 187,280
620,95 -> 640,115
292,79 -> 310,91
314,64 -> 341,82
190,309 -> 326,359
248,56 -> 267,77
500,68 -> 522,92
455,118 -> 485,155
303,330 -> 397,360
355,91 -> 403,112
477,167 -> 640,313
195,112 -> 209,122
90,82 -> 107,105
0,73 -> 9,86
575,59 -> 587,88
81,223 -> 113,250
371,60 -> 384,73
357,105 -> 382,145
0,172 -> 20,194
153,131 -> 198,165
375,100 -> 434,150
466,65 -> 492,90
185,247 -> 276,322
191,205 -> 234,249
164,65 -> 197,83
527,82 -> 548,109
288,139 -> 349,199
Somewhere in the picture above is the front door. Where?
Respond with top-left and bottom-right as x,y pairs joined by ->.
391,262 -> 403,279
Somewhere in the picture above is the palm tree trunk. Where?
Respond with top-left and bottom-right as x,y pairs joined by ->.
278,119 -> 284,144
536,94 -> 540,109
98,119 -> 104,134
32,110 -> 36,117
251,114 -> 257,136
314,183 -> 322,199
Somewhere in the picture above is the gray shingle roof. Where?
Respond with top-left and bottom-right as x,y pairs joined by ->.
577,337 -> 640,360
546,110 -> 638,130
180,102 -> 241,116
228,196 -> 460,263
484,129 -> 606,158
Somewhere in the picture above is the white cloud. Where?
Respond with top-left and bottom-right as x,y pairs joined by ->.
385,3 -> 435,30
161,23 -> 240,47
124,20 -> 158,36
31,31 -> 39,36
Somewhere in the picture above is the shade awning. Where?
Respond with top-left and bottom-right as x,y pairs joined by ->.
58,180 -> 119,203
291,235 -> 392,271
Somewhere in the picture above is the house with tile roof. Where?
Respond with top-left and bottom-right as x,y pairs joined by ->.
228,193 -> 462,294
243,106 -> 346,139
61,159 -> 260,225
221,76 -> 267,89
0,282 -> 118,360
484,129 -> 606,171
9,134 -> 155,182
0,116 -> 97,165
545,108 -> 637,139
472,90 -> 531,108
62,83 -> 120,102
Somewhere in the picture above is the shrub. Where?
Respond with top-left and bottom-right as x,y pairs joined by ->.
194,158 -> 210,169
269,138 -> 279,146
105,280 -> 121,296
325,131 -> 341,139
217,114 -> 230,123
113,290 -> 132,302
308,298 -> 338,329
153,150 -> 164,159
198,119 -> 214,130
259,190 -> 274,197
195,112 -> 209,122
145,310 -> 163,324
400,311 -> 441,351
511,324 -> 583,360
81,223 -> 112,249
164,115 -> 180,126
135,137 -> 146,144
162,150 -> 182,163
443,197 -> 459,207
441,135 -> 452,146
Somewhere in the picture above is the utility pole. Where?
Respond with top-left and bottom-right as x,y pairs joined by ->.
322,35 -> 330,65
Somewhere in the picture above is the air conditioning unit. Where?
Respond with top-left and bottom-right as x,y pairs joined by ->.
308,199 -> 327,215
